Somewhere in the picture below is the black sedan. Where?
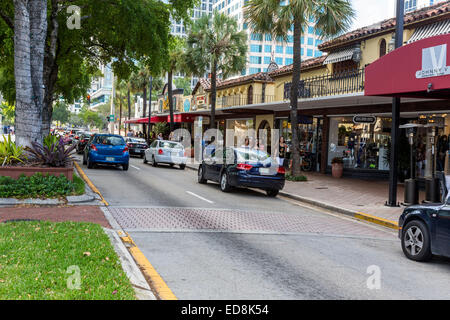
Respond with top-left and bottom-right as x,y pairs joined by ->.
198,147 -> 285,197
125,137 -> 148,158
76,132 -> 93,154
399,178 -> 450,261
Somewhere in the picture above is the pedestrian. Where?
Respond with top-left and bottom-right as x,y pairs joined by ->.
169,132 -> 174,141
127,130 -> 134,137
242,136 -> 250,148
279,136 -> 287,167
157,133 -> 163,140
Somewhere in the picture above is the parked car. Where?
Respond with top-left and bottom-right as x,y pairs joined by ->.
76,132 -> 93,154
399,174 -> 450,261
83,134 -> 129,170
144,140 -> 187,170
198,147 -> 285,197
125,137 -> 148,158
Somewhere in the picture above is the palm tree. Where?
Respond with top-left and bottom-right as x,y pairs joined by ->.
114,80 -> 128,136
185,12 -> 248,129
244,0 -> 354,176
165,36 -> 188,133
130,64 -> 152,138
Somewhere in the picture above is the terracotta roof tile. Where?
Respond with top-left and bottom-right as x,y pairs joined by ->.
319,1 -> 450,51
194,72 -> 274,94
268,55 -> 327,77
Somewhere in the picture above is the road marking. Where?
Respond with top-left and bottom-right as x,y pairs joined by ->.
186,191 -> 214,204
130,165 -> 141,170
74,161 -> 109,206
118,231 -> 177,300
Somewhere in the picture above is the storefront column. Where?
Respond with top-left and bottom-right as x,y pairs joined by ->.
320,116 -> 329,174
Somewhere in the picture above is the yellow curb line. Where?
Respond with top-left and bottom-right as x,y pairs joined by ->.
73,161 -> 109,206
118,231 -> 177,300
354,212 -> 399,230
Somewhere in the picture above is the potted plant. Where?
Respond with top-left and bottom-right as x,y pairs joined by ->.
331,157 -> 344,178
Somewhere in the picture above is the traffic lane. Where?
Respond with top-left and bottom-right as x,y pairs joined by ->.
130,231 -> 450,300
131,157 -> 334,215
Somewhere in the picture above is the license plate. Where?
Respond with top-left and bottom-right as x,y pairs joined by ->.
259,168 -> 270,175
106,157 -> 115,161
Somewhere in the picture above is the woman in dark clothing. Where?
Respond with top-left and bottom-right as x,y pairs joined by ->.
279,136 -> 287,167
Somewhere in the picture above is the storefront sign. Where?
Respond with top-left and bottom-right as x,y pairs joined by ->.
353,116 -> 376,124
416,44 -> 450,79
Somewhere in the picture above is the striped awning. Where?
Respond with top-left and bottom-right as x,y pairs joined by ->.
407,19 -> 450,44
323,47 -> 356,65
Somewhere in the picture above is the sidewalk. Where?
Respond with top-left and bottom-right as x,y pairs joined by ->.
186,162 -> 412,229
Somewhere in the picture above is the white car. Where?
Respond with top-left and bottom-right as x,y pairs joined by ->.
144,140 -> 187,170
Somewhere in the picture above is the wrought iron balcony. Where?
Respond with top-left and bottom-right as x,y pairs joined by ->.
215,94 -> 276,108
283,69 -> 365,100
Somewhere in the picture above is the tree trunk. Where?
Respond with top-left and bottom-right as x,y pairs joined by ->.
13,0 -> 47,147
168,70 -> 174,132
290,22 -> 302,177
127,88 -> 131,133
42,0 -> 59,138
210,59 -> 217,129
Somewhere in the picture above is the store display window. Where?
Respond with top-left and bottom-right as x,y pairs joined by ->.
328,116 -> 392,170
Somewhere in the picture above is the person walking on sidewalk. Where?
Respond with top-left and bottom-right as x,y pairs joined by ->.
278,136 -> 287,168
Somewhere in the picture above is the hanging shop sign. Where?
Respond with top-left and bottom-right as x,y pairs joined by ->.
353,115 -> 376,124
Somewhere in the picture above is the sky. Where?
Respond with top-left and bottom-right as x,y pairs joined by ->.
350,0 -> 395,30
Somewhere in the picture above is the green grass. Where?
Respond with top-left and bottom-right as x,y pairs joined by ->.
72,174 -> 85,196
285,173 -> 308,182
0,221 -> 136,300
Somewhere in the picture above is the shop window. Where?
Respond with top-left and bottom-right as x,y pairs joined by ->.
379,39 -> 387,58
333,60 -> 358,75
327,117 -> 392,170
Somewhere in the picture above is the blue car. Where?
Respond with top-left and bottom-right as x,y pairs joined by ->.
399,174 -> 450,261
198,147 -> 285,197
83,134 -> 129,171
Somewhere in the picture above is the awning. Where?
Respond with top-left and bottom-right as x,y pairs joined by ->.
365,34 -> 450,99
124,114 -> 195,124
124,116 -> 167,124
323,47 -> 356,65
407,19 -> 450,44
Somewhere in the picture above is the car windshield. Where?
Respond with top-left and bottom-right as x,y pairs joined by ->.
95,136 -> 125,146
160,141 -> 183,149
236,148 -> 271,162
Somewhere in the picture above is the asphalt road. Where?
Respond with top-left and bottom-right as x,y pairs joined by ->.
75,155 -> 450,300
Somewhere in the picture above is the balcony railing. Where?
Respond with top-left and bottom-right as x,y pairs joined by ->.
283,69 -> 365,100
215,94 -> 276,108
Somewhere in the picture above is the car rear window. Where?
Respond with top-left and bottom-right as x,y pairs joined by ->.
95,136 -> 125,146
236,149 -> 270,162
160,142 -> 183,149
128,138 -> 146,144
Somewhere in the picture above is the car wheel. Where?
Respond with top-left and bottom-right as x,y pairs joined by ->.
143,154 -> 148,164
87,156 -> 94,169
220,172 -> 232,192
152,156 -> 158,167
266,189 -> 279,197
198,165 -> 207,184
123,164 -> 129,171
180,164 -> 186,170
401,220 -> 432,262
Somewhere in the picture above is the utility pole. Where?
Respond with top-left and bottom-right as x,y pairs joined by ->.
109,70 -> 116,134
387,0 -> 405,207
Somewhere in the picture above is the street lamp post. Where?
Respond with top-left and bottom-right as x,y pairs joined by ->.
147,76 -> 153,143
387,0 -> 405,207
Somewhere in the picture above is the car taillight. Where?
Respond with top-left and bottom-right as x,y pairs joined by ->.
158,149 -> 164,155
75,136 -> 79,139
237,163 -> 253,171
277,166 -> 286,174
81,139 -> 86,143
90,145 -> 98,151
127,143 -> 131,147
123,146 -> 129,153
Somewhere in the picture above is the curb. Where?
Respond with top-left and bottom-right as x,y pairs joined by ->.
101,207 -> 177,300
74,161 -> 109,206
279,191 -> 399,230
187,163 -> 398,230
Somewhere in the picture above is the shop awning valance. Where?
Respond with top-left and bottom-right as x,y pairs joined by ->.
323,47 -> 356,65
407,19 -> 450,44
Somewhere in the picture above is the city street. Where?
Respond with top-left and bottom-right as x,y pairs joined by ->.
76,155 -> 450,300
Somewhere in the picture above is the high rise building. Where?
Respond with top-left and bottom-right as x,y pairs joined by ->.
404,0 -> 445,12
213,0 -> 324,76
